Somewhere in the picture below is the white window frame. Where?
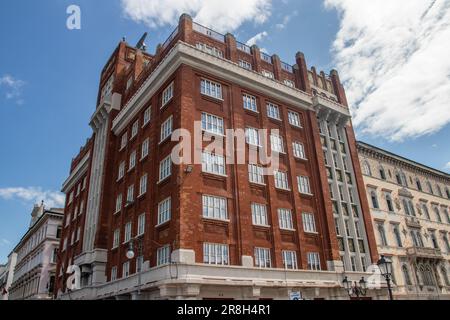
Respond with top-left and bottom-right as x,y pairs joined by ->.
202,195 -> 228,221
288,111 -> 302,128
122,261 -> 130,278
141,138 -> 149,160
131,120 -> 139,139
111,266 -> 117,281
118,161 -> 125,180
298,176 -> 312,195
252,203 -> 269,227
160,116 -> 173,143
202,152 -> 226,176
158,197 -> 171,226
124,221 -> 132,243
262,70 -> 274,79
307,252 -> 321,271
157,245 -> 171,266
126,185 -> 134,204
274,170 -> 290,191
120,132 -> 128,150
143,106 -> 151,126
115,194 -> 122,214
243,94 -> 258,112
201,79 -> 222,100
267,103 -> 281,120
238,60 -> 252,70
113,229 -> 120,249
201,112 -> 224,135
282,251 -> 298,270
254,247 -> 272,268
196,43 -> 223,58
129,150 -> 136,171
137,213 -> 145,236
139,174 -> 148,196
278,209 -> 294,230
159,155 -> 172,182
245,127 -> 260,146
270,134 -> 285,153
284,79 -> 295,88
302,212 -> 317,234
203,243 -> 229,265
162,82 -> 174,107
293,141 -> 306,160
248,164 -> 265,185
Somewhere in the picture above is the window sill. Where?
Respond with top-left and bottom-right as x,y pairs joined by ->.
290,124 -> 303,130
268,116 -> 282,123
159,136 -> 172,146
140,155 -> 149,162
244,109 -> 259,116
280,228 -> 296,232
142,121 -> 150,129
201,172 -> 228,181
275,188 -> 291,194
294,157 -> 308,162
160,98 -> 173,110
249,182 -> 266,188
155,221 -> 170,229
253,224 -> 271,229
157,176 -> 171,185
201,93 -> 224,103
300,192 -> 314,198
304,231 -> 319,236
203,217 -> 230,225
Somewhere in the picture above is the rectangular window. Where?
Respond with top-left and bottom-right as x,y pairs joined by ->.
63,237 -> 67,251
158,197 -> 171,225
82,177 -> 87,190
124,222 -> 132,243
293,142 -> 306,159
298,176 -> 312,195
202,195 -> 228,220
196,43 -> 223,58
267,103 -> 281,120
157,245 -> 171,266
278,209 -> 294,230
262,70 -> 274,79
76,227 -> 80,242
126,185 -> 134,203
113,229 -> 120,248
79,201 -> 84,216
120,132 -> 128,150
138,214 -> 145,236
160,116 -> 173,142
243,94 -> 258,112
288,111 -> 302,127
270,134 -> 285,153
254,248 -> 272,268
122,261 -> 130,278
201,79 -> 222,99
302,213 -> 317,233
252,203 -> 269,226
203,243 -> 229,265
201,112 -> 224,135
111,266 -> 117,281
118,161 -> 125,180
238,60 -> 252,70
245,127 -> 260,146
131,120 -> 139,139
274,171 -> 290,190
141,138 -> 149,159
282,251 -> 298,270
143,106 -> 151,126
248,164 -> 265,185
68,192 -> 74,204
139,174 -> 148,196
307,252 -> 321,271
115,194 -> 122,214
202,152 -> 226,176
129,150 -> 136,170
162,82 -> 174,107
159,155 -> 172,181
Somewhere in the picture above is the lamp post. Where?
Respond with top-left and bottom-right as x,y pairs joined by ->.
126,237 -> 143,297
342,276 -> 368,300
377,255 -> 394,300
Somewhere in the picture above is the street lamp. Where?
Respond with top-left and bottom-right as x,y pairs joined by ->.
342,276 -> 368,299
377,255 -> 394,300
126,237 -> 143,297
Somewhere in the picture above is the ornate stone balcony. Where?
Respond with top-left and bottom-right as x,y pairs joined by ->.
313,95 -> 351,126
405,216 -> 422,228
406,246 -> 443,260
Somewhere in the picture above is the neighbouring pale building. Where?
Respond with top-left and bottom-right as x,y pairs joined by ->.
358,141 -> 450,300
8,203 -> 64,300
0,252 -> 17,300
55,14 -> 390,300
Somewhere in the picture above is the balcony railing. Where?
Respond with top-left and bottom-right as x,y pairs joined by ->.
162,26 -> 179,50
237,41 -> 251,54
406,246 -> 443,259
281,61 -> 293,73
260,52 -> 272,64
193,22 -> 225,43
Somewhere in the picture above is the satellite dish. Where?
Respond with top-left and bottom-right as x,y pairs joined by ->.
136,32 -> 148,51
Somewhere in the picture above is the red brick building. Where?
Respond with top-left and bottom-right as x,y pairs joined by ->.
56,14 -> 385,300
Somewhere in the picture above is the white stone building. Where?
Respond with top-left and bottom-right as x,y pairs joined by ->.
0,252 -> 17,300
358,142 -> 450,300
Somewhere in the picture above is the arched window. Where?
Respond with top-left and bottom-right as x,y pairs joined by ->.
403,199 -> 411,216
415,178 -> 422,191
379,166 -> 386,180
402,265 -> 412,286
424,266 -> 435,286
385,194 -> 394,213
427,181 -> 434,195
378,224 -> 388,246
396,172 -> 402,185
422,203 -> 430,220
441,267 -> 450,287
363,161 -> 372,176
434,207 -> 442,223
371,191 -> 379,209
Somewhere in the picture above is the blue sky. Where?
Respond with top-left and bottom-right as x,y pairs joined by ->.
0,0 -> 449,262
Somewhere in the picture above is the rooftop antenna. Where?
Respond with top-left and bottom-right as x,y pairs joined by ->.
136,32 -> 148,51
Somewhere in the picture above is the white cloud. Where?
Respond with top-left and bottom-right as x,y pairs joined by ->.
0,187 -> 65,208
445,162 -> 450,171
325,0 -> 450,141
275,10 -> 298,30
121,0 -> 272,33
0,239 -> 11,247
246,31 -> 268,46
0,74 -> 25,104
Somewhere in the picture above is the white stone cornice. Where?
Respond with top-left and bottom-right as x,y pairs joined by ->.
61,152 -> 90,193
112,41 -> 328,135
